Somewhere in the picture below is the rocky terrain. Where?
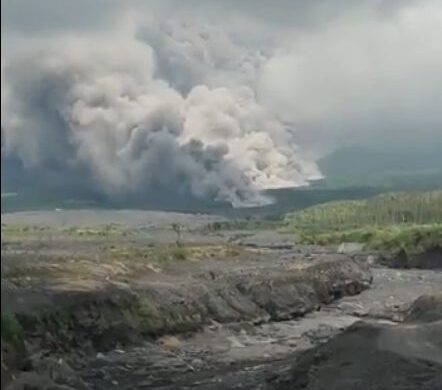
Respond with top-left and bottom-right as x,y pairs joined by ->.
1,210 -> 441,389
273,293 -> 442,390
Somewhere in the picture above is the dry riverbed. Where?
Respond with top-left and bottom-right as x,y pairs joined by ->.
1,210 -> 441,389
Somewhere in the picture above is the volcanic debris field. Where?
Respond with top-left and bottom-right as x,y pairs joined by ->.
1,209 -> 441,389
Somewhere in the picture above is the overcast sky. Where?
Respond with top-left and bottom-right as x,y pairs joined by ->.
1,0 -> 441,203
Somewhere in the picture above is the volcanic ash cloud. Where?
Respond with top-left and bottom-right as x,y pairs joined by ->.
1,32 -> 321,206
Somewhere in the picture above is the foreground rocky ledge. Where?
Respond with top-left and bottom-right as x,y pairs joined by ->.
2,253 -> 371,388
3,254 -> 372,348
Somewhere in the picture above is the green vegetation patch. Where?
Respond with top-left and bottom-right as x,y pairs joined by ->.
286,191 -> 442,234
300,224 -> 441,253
286,191 -> 442,253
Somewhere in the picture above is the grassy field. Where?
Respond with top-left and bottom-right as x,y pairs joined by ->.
286,191 -> 442,253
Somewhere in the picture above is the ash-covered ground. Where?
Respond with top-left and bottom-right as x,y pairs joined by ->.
1,210 -> 441,390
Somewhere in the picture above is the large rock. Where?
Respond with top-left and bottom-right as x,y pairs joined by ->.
378,246 -> 442,269
272,294 -> 442,390
405,293 -> 442,323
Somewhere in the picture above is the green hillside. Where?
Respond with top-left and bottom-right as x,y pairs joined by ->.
286,191 -> 442,232
286,191 -> 442,253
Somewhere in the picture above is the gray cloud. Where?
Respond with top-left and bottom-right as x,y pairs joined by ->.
1,0 -> 119,34
1,32 -> 319,206
1,0 -> 416,34
1,0 -> 440,205
257,0 -> 442,152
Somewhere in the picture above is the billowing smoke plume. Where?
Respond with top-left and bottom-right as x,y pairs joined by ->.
4,0 -> 439,206
1,27 -> 321,207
